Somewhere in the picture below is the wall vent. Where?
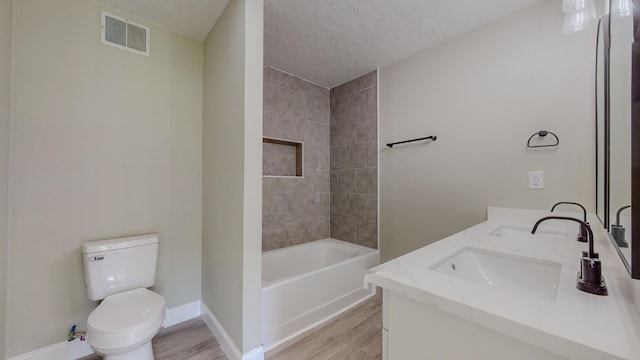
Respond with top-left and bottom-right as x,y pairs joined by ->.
101,12 -> 150,56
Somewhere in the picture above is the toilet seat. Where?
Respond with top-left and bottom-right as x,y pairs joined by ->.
87,288 -> 165,354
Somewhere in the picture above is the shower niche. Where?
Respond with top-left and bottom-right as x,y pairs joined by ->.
262,137 -> 303,177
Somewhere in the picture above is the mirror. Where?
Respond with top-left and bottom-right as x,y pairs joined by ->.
605,0 -> 639,278
608,1 -> 633,271
597,15 -> 607,227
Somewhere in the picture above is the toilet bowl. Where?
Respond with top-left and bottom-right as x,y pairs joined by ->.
87,288 -> 165,360
82,234 -> 165,360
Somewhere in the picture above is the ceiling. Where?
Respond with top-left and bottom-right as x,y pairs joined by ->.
100,0 -> 539,88
100,0 -> 230,41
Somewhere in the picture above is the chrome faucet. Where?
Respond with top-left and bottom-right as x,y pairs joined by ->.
532,216 -> 607,296
550,202 -> 588,242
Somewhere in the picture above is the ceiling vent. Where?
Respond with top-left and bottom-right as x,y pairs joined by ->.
101,12 -> 150,56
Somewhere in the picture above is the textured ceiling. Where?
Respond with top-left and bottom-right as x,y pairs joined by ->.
264,0 -> 539,88
100,0 -> 540,88
99,0 -> 229,41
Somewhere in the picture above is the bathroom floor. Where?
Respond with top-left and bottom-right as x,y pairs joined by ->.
78,317 -> 226,360
265,293 -> 382,360
79,293 -> 381,360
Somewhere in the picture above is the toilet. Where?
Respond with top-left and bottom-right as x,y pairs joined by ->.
82,234 -> 165,360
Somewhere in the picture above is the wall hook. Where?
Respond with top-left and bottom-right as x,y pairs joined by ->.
527,130 -> 559,148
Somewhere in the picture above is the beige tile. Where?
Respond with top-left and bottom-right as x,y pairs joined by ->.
329,122 -> 340,147
262,191 -> 284,224
304,145 -> 329,170
330,81 -> 350,99
290,172 -> 307,194
303,192 -> 330,217
312,169 -> 330,193
333,120 -> 356,147
263,176 -> 295,194
356,113 -> 378,142
334,193 -> 351,216
337,169 -> 356,194
352,70 -> 378,92
348,87 -> 377,119
331,70 -> 377,98
309,217 -> 330,240
263,110 -> 303,140
357,220 -> 378,249
262,143 -> 276,176
330,172 -> 339,193
264,66 -> 296,90
351,194 -> 368,220
330,146 -> 345,170
303,120 -> 330,147
356,168 -> 377,194
330,215 -> 357,243
330,192 -> 339,215
270,143 -> 297,177
347,142 -> 367,169
330,94 -> 348,119
263,225 -> 291,252
290,222 -> 311,245
366,194 -> 378,222
283,195 -> 305,224
365,141 -> 378,168
306,86 -> 330,124
330,108 -> 347,127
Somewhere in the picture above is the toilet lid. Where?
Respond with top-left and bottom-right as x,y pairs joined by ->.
88,288 -> 165,333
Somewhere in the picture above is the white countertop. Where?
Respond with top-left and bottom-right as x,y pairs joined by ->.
365,207 -> 640,360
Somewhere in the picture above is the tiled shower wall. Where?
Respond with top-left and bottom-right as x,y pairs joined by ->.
262,67 -> 378,251
262,67 -> 330,251
330,71 -> 378,249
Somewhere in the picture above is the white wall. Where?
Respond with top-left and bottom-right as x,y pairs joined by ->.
379,0 -> 597,261
7,0 -> 203,356
202,0 -> 263,354
0,0 -> 12,357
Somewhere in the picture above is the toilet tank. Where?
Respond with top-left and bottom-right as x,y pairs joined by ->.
82,234 -> 159,301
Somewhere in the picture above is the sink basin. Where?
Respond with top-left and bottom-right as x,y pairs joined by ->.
431,248 -> 562,301
490,226 -> 568,243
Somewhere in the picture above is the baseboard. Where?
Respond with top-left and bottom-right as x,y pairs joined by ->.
200,301 -> 264,360
9,300 -> 202,360
163,300 -> 201,328
7,339 -> 93,360
242,346 -> 265,360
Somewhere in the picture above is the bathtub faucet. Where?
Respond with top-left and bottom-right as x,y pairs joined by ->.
531,216 -> 607,296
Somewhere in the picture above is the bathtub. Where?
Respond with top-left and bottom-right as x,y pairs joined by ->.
261,238 -> 380,350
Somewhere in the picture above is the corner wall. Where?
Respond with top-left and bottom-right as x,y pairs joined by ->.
379,0 -> 597,261
7,0 -> 203,355
0,0 -> 12,357
202,0 -> 263,354
330,71 -> 378,249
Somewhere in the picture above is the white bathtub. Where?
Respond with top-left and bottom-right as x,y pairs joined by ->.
261,238 -> 380,350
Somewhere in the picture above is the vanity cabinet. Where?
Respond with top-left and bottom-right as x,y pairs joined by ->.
367,208 -> 640,360
381,289 -> 566,360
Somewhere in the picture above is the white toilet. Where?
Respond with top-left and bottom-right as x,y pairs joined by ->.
82,234 -> 166,360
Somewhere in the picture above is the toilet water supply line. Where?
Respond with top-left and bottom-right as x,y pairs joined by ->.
67,325 -> 86,342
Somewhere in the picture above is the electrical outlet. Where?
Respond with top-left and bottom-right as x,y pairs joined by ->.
528,171 -> 544,189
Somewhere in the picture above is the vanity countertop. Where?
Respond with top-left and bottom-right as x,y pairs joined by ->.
365,207 -> 640,360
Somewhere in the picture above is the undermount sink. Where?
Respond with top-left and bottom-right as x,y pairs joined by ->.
431,248 -> 562,302
490,225 -> 568,243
